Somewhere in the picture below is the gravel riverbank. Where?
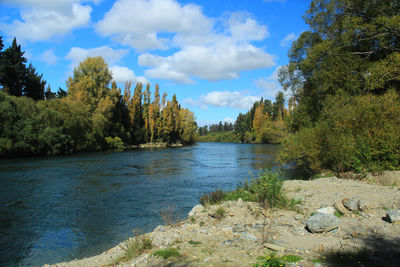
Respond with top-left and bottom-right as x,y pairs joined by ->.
46,177 -> 400,267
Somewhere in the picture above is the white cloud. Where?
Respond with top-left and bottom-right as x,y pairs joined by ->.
1,1 -> 92,42
96,0 -> 212,51
97,0 -> 275,83
223,117 -> 235,123
110,65 -> 148,85
280,32 -> 297,47
227,12 -> 268,41
254,66 -> 283,99
184,91 -> 260,110
40,49 -> 59,65
65,46 -> 129,68
139,42 -> 275,83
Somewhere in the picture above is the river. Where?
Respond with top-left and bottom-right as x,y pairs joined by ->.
0,143 -> 306,266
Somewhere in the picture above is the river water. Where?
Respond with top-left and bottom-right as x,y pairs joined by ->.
0,143 -> 306,266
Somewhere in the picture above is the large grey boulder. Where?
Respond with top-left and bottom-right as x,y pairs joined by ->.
306,213 -> 339,233
385,209 -> 400,223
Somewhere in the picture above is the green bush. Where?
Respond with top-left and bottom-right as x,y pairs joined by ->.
105,136 -> 124,149
280,92 -> 400,173
254,253 -> 285,267
199,189 -> 225,206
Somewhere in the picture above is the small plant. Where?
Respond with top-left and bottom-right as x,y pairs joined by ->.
281,254 -> 302,263
152,248 -> 180,259
199,189 -> 225,206
190,216 -> 195,223
215,207 -> 226,219
117,230 -> 152,263
254,253 -> 285,267
199,221 -> 205,226
188,240 -> 202,245
160,206 -> 181,227
334,210 -> 342,218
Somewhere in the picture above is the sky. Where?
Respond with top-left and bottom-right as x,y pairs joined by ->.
0,0 -> 309,126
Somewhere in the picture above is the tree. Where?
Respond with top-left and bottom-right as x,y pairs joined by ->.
24,63 -> 46,100
67,56 -> 113,111
279,0 -> 400,126
1,38 -> 27,96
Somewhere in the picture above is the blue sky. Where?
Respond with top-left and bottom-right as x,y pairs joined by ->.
0,0 -> 309,126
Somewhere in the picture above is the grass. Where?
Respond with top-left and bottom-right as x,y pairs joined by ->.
254,253 -> 303,267
188,240 -> 202,245
334,210 -> 343,218
215,207 -> 226,219
114,231 -> 152,264
199,169 -> 300,211
152,248 -> 180,259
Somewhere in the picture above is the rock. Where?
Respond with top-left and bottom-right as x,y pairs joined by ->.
237,198 -> 243,203
263,242 -> 286,251
385,209 -> 400,223
342,198 -> 358,211
306,213 -> 339,233
294,214 -> 303,220
357,200 -> 368,211
315,243 -> 324,253
188,204 -> 204,217
233,225 -> 245,233
240,232 -> 257,241
334,202 -> 349,215
315,206 -> 336,215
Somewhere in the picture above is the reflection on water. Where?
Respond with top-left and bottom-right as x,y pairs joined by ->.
0,143 -> 307,266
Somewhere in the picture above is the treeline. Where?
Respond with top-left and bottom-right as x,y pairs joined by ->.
0,40 -> 197,157
198,92 -> 291,144
198,121 -> 234,136
279,0 -> 400,173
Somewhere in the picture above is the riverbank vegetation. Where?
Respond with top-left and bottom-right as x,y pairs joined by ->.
278,0 -> 400,174
0,38 -> 197,158
198,92 -> 291,144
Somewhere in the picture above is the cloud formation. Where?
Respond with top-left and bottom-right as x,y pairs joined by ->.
96,0 -> 212,51
40,50 -> 59,65
184,91 -> 260,110
254,66 -> 283,99
65,46 -> 129,68
280,32 -> 297,47
110,65 -> 148,85
96,0 -> 275,83
1,0 -> 93,42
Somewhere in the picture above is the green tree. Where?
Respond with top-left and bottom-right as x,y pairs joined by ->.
24,63 -> 46,100
1,38 -> 27,96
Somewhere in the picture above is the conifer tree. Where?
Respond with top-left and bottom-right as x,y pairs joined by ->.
1,38 -> 27,96
24,63 -> 46,100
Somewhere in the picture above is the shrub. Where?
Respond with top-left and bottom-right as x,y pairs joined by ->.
215,207 -> 226,219
250,170 -> 288,209
105,136 -> 124,149
118,230 -> 152,263
199,189 -> 225,206
280,92 -> 400,173
160,206 -> 181,227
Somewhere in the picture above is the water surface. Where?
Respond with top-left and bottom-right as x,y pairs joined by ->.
0,143 -> 306,266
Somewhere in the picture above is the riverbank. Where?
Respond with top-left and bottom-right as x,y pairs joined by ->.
47,176 -> 400,267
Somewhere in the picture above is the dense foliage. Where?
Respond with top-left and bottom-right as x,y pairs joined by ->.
198,92 -> 292,144
279,0 -> 400,173
0,37 -> 46,100
0,56 -> 198,158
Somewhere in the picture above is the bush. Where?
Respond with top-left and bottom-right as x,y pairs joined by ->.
249,170 -> 288,209
280,92 -> 400,173
118,230 -> 152,263
254,253 -> 285,267
199,189 -> 225,206
105,136 -> 124,149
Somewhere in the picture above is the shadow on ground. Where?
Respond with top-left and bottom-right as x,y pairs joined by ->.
320,233 -> 400,267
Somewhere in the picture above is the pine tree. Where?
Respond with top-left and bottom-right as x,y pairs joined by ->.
1,38 -> 27,96
24,63 -> 46,100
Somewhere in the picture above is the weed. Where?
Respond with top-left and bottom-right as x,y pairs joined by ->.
199,221 -> 205,226
311,258 -> 326,263
116,230 -> 152,263
199,189 -> 224,206
383,207 -> 389,210
152,248 -> 180,259
188,240 -> 202,245
281,254 -> 302,263
160,206 -> 181,227
215,207 -> 226,219
189,216 -> 195,223
334,210 -> 342,218
254,253 -> 285,267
